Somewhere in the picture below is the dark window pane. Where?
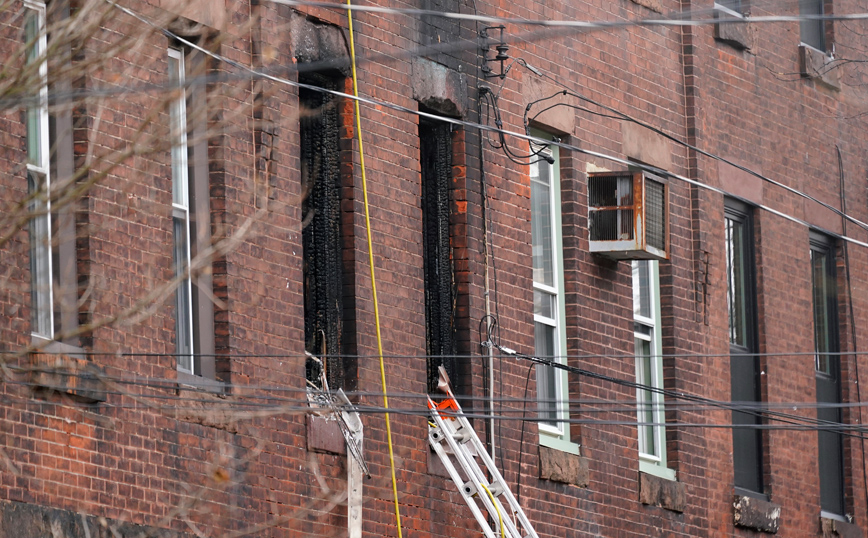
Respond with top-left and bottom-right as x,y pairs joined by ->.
725,202 -> 763,494
811,237 -> 845,515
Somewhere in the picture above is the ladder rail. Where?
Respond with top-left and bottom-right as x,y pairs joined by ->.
427,390 -> 540,538
428,425 -> 499,538
429,409 -> 526,538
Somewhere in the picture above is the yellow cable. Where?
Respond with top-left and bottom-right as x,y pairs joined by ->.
480,483 -> 504,537
345,3 -> 403,537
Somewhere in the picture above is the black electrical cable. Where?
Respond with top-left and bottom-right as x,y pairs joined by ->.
515,363 -> 534,505
837,144 -> 868,514
525,69 -> 868,236
489,342 -> 868,441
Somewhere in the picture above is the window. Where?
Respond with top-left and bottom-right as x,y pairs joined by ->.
25,0 -> 82,351
633,260 -> 674,479
169,48 -> 194,374
800,0 -> 826,52
530,137 -> 571,450
300,74 -> 345,389
811,233 -> 845,517
170,47 -> 216,384
420,118 -> 456,393
725,199 -> 764,495
715,0 -> 745,16
25,2 -> 53,340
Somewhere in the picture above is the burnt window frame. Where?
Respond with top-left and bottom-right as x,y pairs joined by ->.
300,72 -> 346,390
420,115 -> 457,393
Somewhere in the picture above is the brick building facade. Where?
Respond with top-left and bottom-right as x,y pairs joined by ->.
2,0 -> 868,536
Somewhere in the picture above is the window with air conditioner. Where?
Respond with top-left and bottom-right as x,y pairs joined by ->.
530,133 -> 574,454
587,171 -> 668,261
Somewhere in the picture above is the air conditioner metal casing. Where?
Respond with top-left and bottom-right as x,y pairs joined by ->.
587,171 -> 669,261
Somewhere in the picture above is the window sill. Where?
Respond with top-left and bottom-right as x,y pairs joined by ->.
30,352 -> 106,404
538,444 -> 588,487
820,515 -> 860,538
177,370 -> 224,393
174,382 -> 237,433
640,460 -> 676,481
799,44 -> 840,90
713,7 -> 754,51
539,433 -> 579,455
639,471 -> 685,512
733,494 -> 781,533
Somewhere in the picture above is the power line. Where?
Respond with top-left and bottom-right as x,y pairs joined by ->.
104,1 -> 868,252
269,0 -> 868,30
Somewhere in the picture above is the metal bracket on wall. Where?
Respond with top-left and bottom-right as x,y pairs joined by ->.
480,26 -> 509,79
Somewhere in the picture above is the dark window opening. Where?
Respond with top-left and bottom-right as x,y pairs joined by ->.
301,74 -> 344,390
725,199 -> 764,495
420,118 -> 456,393
811,233 -> 845,516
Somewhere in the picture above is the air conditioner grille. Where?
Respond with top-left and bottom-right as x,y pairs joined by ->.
590,209 -> 634,241
588,174 -> 633,207
589,175 -> 618,207
645,179 -> 665,251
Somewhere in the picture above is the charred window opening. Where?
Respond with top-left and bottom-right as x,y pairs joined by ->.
420,118 -> 456,393
301,74 -> 344,389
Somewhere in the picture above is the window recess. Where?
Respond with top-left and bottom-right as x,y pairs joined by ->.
420,118 -> 457,393
170,46 -> 218,387
300,73 -> 345,390
725,199 -> 765,496
530,134 -> 571,450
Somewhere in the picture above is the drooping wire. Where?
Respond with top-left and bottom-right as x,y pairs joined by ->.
100,2 -> 868,252
487,341 -> 868,441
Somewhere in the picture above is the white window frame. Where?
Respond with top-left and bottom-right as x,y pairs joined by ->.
26,0 -> 53,341
632,260 -> 675,480
530,134 -> 575,454
169,48 -> 195,375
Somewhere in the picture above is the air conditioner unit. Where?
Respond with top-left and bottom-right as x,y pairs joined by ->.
587,171 -> 668,260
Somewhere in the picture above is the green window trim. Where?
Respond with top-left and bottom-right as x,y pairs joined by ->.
529,130 -> 575,452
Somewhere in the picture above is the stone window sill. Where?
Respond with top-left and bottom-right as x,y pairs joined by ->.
639,471 -> 685,512
713,7 -> 754,51
30,352 -> 106,404
820,515 -> 861,538
538,445 -> 588,487
799,44 -> 841,90
733,494 -> 781,533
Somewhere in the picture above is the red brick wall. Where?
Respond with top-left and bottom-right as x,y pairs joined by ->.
3,0 -> 868,536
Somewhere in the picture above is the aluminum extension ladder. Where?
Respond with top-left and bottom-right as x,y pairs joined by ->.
427,368 -> 539,538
